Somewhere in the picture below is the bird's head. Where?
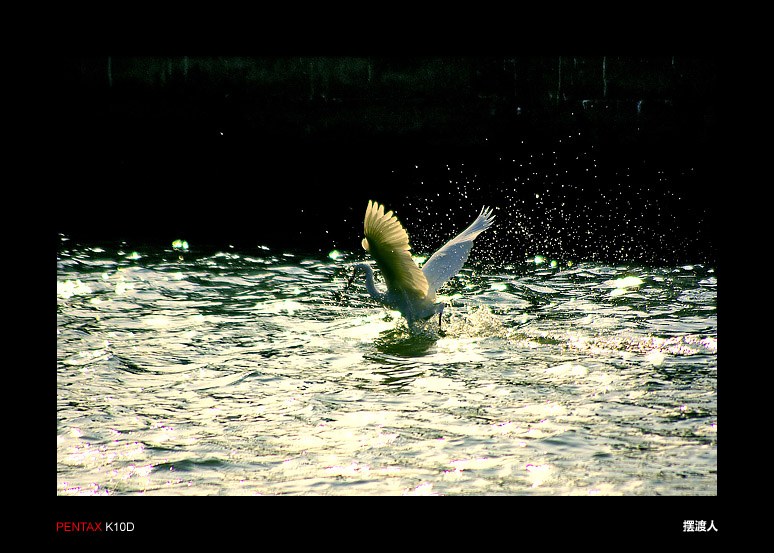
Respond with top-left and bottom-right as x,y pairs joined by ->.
345,263 -> 370,290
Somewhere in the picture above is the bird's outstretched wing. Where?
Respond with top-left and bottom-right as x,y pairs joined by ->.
421,206 -> 495,294
361,200 -> 429,300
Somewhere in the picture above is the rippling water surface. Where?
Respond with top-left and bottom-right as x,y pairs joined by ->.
57,239 -> 716,496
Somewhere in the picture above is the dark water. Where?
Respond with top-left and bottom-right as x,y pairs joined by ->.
57,239 -> 716,495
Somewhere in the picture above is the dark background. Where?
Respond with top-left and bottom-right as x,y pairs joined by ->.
57,56 -> 719,265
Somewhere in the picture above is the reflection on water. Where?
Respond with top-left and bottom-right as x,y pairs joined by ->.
57,239 -> 716,495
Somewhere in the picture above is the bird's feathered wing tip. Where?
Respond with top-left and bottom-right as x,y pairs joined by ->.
480,206 -> 495,225
362,200 -> 428,300
464,206 -> 495,239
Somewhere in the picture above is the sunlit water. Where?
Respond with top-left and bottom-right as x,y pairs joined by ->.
57,239 -> 716,496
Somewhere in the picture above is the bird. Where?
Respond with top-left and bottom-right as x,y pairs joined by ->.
346,200 -> 495,328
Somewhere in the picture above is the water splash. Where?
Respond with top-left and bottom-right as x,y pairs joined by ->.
58,241 -> 716,496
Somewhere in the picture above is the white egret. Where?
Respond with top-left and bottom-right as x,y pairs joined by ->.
346,200 -> 495,327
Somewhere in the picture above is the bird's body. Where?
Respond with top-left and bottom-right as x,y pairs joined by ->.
347,200 -> 495,326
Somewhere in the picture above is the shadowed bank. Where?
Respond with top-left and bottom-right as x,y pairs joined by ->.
56,56 -> 717,266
